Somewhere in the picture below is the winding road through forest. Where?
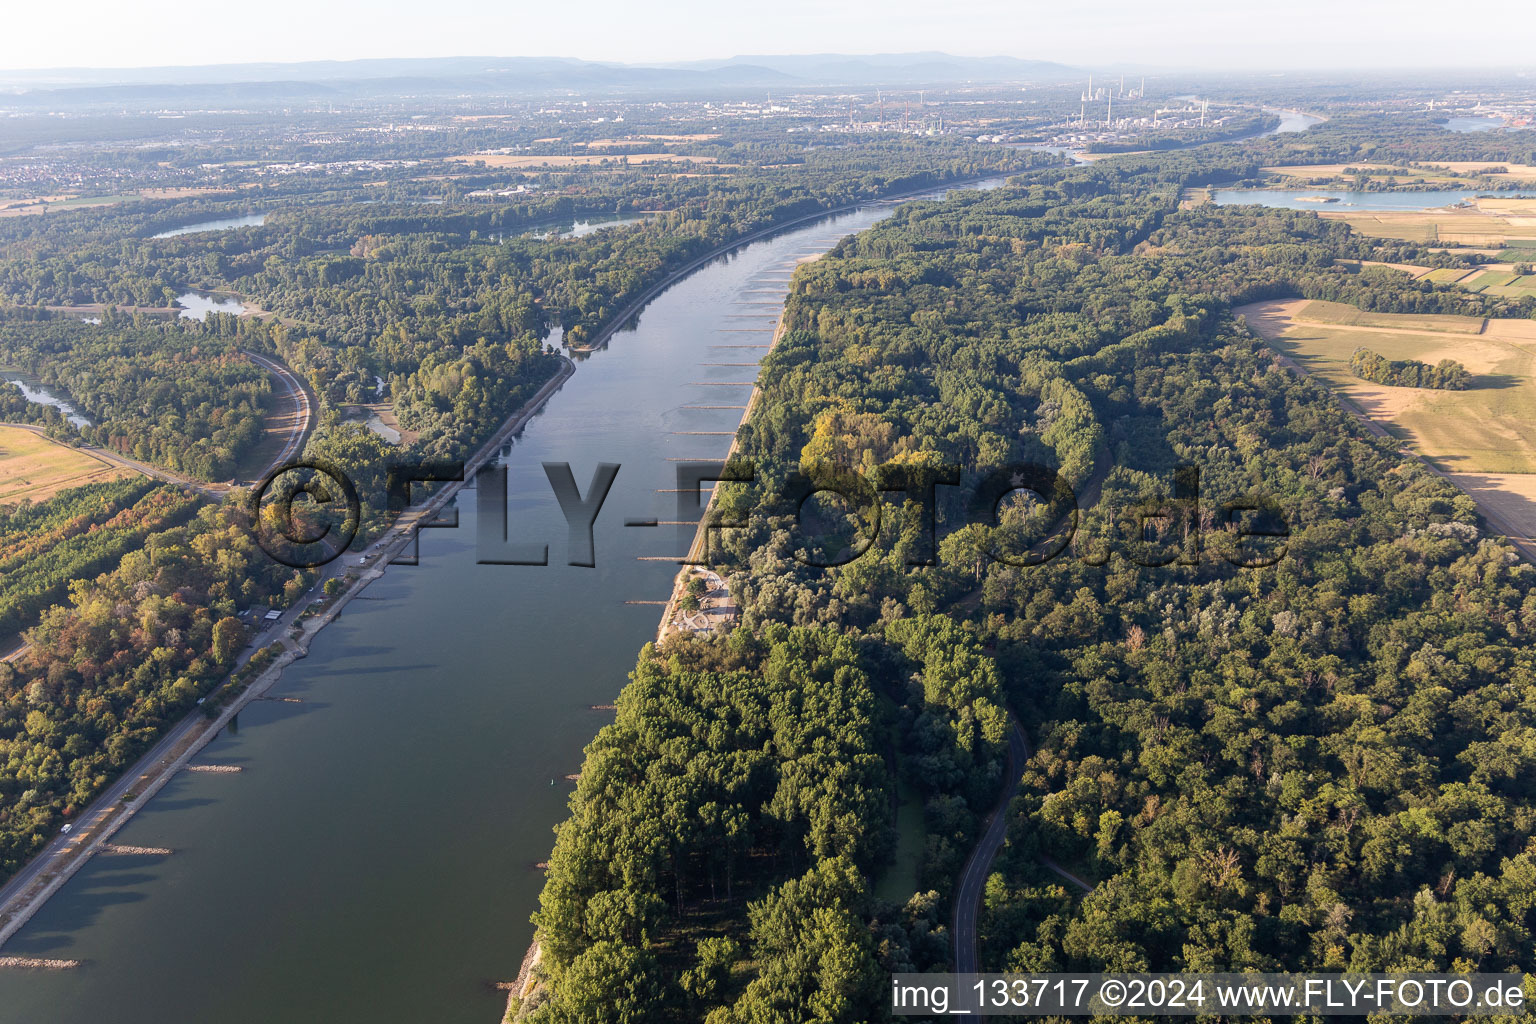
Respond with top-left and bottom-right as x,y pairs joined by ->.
241,349 -> 313,483
952,716 -> 1092,1015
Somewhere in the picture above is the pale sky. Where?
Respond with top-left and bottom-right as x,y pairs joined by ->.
0,0 -> 1528,73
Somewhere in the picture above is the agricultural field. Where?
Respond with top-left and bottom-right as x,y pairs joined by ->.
1334,258 -> 1431,278
1290,299 -> 1487,333
1262,162 -> 1465,185
1422,267 -> 1477,283
0,425 -> 135,504
0,195 -> 131,218
1263,162 -> 1536,185
1237,299 -> 1536,556
1424,161 -> 1536,183
1446,473 -> 1536,556
1459,269 -> 1536,297
1321,197 -> 1536,247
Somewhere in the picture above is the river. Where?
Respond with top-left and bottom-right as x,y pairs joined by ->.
1262,108 -> 1325,136
0,178 -> 1001,1024
3,377 -> 90,429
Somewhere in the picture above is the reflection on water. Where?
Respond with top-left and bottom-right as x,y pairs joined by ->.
153,214 -> 266,239
5,377 -> 90,428
176,291 -> 245,321
1443,117 -> 1505,133
496,213 -> 652,242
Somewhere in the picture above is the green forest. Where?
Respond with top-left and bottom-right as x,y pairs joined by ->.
520,125 -> 1536,1022
4,101 -> 1536,1022
0,136 -> 1045,898
1349,347 -> 1471,390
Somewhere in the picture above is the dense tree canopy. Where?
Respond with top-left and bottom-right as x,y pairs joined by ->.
527,127 -> 1536,1020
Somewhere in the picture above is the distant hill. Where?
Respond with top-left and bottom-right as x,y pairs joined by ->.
0,56 -> 794,106
669,52 -> 1082,84
0,52 -> 1080,105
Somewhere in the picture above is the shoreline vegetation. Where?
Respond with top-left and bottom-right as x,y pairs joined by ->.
506,174 -> 1010,1022
0,170 -> 1012,969
503,122 -> 1536,1024
0,355 -> 576,954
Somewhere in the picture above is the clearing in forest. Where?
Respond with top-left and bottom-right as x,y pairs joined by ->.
1237,298 -> 1536,552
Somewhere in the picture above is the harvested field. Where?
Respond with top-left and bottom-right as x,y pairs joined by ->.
1236,299 -> 1536,550
0,426 -> 135,504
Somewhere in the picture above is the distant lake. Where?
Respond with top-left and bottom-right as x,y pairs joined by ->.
499,213 -> 652,242
153,214 -> 266,239
1262,109 -> 1326,136
1007,143 -> 1089,165
6,376 -> 90,428
1212,189 -> 1479,212
176,291 -> 245,320
1444,117 -> 1504,133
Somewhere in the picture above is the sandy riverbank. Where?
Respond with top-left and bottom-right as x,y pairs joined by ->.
506,262 -> 810,1024
653,295 -> 800,645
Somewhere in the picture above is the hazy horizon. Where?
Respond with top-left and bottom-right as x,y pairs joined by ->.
3,0 -> 1532,77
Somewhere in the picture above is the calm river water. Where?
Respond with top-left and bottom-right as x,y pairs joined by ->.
0,179 -> 1000,1024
